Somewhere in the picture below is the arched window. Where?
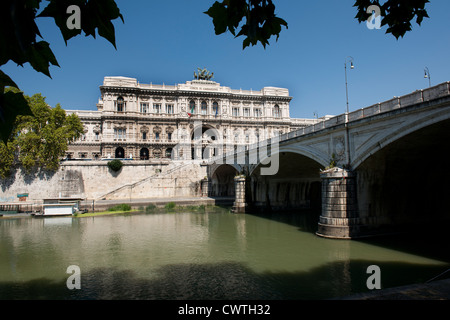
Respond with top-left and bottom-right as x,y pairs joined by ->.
116,97 -> 125,112
165,148 -> 173,159
201,101 -> 207,115
273,105 -> 281,118
213,102 -> 219,117
189,100 -> 196,115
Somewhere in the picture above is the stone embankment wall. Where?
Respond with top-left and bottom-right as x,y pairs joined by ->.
0,161 -> 207,202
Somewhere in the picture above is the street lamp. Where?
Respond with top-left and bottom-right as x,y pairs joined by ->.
345,56 -> 355,114
344,57 -> 355,168
424,67 -> 431,88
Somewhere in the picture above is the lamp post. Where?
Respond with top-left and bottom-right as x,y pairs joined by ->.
424,67 -> 431,88
345,56 -> 355,114
344,56 -> 354,168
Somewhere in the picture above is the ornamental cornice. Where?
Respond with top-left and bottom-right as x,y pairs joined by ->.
101,86 -> 292,102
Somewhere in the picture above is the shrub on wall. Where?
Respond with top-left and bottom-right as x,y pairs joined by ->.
107,159 -> 123,172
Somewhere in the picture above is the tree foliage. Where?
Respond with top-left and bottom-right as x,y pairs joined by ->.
204,0 -> 288,49
354,0 -> 430,39
205,0 -> 430,49
0,0 -> 123,143
0,88 -> 84,178
107,159 -> 123,172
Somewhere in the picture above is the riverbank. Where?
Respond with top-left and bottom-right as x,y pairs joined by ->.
0,201 -> 232,219
0,196 -> 234,217
78,196 -> 234,212
75,203 -> 231,218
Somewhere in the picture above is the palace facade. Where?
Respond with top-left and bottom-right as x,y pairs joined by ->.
66,76 -> 316,161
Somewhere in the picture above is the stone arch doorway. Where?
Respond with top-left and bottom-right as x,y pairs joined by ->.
140,148 -> 149,160
165,148 -> 173,159
115,147 -> 125,159
191,124 -> 220,160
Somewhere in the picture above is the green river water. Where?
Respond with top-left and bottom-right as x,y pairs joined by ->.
0,210 -> 449,299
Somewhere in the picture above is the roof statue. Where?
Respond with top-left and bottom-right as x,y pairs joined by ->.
194,68 -> 214,81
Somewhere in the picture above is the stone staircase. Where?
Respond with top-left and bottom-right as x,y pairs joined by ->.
96,162 -> 203,200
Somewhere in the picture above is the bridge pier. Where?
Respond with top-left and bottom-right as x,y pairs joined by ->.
317,168 -> 361,239
232,176 -> 247,213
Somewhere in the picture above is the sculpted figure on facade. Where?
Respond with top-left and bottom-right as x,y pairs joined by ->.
194,68 -> 214,81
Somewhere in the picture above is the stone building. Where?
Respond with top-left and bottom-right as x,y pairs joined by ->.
66,75 -> 316,162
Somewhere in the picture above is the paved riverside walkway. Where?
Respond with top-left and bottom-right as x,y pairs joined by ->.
339,279 -> 450,300
79,196 -> 234,212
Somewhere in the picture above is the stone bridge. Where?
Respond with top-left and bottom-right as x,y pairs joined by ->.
207,82 -> 450,239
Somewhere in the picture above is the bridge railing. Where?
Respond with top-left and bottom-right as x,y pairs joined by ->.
208,82 -> 450,164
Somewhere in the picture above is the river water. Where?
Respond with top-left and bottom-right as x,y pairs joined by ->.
0,210 -> 449,300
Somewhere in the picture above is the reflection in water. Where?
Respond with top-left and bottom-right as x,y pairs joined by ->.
0,211 -> 449,299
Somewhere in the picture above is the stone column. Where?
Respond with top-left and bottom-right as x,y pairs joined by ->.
317,168 -> 360,239
201,178 -> 210,197
232,176 -> 247,213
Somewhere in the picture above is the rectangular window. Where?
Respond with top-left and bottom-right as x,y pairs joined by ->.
254,108 -> 262,118
166,104 -> 174,114
153,104 -> 162,114
95,132 -> 99,141
114,129 -> 126,140
232,108 -> 240,117
168,132 -> 172,141
155,132 -> 160,140
243,108 -> 250,117
140,103 -> 149,113
142,132 -> 147,140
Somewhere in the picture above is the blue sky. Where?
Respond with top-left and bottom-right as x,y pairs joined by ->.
3,0 -> 450,119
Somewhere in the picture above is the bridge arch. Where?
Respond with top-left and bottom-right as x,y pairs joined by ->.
352,106 -> 450,169
209,164 -> 240,197
250,151 -> 324,212
249,145 -> 329,176
355,116 -> 450,229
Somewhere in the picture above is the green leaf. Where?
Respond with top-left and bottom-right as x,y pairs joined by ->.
38,0 -> 124,48
0,0 -> 42,66
0,70 -> 19,89
0,90 -> 33,144
205,0 -> 287,50
84,0 -> 124,49
204,1 -> 229,35
38,0 -> 84,44
353,0 -> 429,39
26,41 -> 60,77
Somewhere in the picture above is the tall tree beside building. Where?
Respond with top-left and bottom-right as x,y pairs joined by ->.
0,0 -> 123,143
0,88 -> 83,178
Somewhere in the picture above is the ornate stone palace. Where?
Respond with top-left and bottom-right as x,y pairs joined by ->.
66,75 -> 316,161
